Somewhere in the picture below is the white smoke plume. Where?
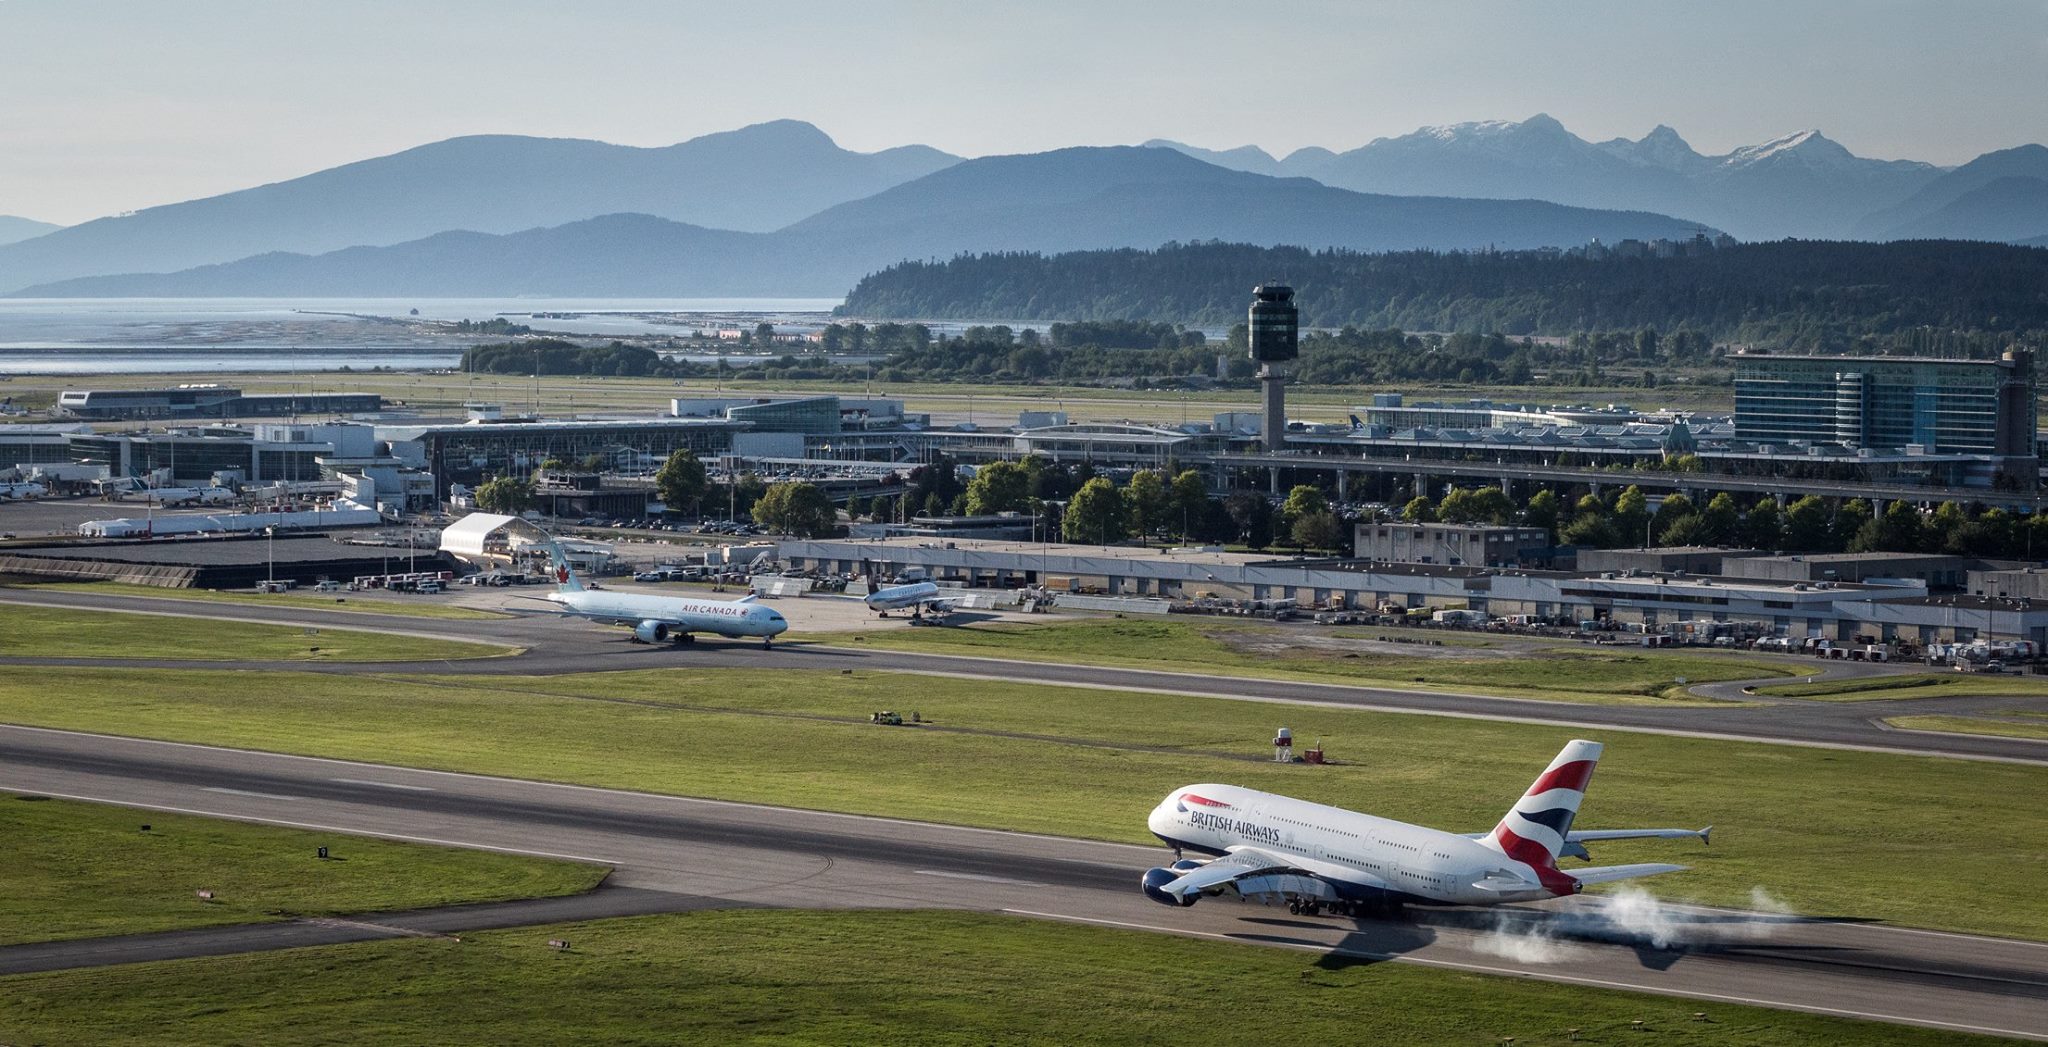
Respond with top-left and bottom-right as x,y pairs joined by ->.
1472,910 -> 1580,964
1481,885 -> 1804,958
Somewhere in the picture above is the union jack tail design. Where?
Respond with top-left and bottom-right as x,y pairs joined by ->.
1484,740 -> 1602,894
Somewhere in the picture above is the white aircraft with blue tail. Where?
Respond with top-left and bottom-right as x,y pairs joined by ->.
538,540 -> 788,648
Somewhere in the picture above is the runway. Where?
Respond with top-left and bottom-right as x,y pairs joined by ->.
2,586 -> 2045,765
2,724 -> 2044,1040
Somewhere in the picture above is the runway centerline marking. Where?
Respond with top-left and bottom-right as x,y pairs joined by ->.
202,786 -> 301,802
999,909 -> 2046,1042
914,870 -> 1047,887
330,777 -> 435,792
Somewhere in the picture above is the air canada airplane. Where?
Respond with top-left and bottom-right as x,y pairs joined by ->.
540,541 -> 788,648
863,580 -> 959,618
1142,740 -> 1708,916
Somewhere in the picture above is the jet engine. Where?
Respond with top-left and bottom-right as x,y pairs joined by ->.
1141,867 -> 1197,907
633,620 -> 670,644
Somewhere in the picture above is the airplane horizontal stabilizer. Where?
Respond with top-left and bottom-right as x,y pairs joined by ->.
1471,873 -> 1540,893
1571,862 -> 1687,886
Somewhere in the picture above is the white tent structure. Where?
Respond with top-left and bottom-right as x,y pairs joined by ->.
438,512 -> 540,565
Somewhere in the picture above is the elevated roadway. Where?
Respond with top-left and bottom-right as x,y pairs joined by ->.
1,726 -> 2042,1040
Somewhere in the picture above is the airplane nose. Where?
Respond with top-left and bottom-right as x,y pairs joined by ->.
1147,797 -> 1174,837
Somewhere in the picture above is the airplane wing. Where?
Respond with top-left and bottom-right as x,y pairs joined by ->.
1158,847 -> 1296,901
1569,863 -> 1687,886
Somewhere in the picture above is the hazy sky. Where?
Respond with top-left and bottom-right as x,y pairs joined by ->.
4,0 -> 2045,224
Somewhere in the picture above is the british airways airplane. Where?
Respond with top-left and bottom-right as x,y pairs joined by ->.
1142,740 -> 1708,916
862,580 -> 959,618
539,541 -> 788,648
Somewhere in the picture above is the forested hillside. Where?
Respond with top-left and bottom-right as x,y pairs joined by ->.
841,240 -> 2048,352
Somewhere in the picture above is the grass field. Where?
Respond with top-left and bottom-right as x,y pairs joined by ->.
0,605 -> 509,661
0,909 -> 1981,1047
1,666 -> 2042,939
16,580 -> 511,621
1885,714 -> 2048,741
828,617 -> 1785,704
0,796 -> 605,945
1752,673 -> 2048,700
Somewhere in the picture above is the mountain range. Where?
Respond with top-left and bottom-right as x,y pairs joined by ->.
6,116 -> 2044,298
1148,115 -> 2048,242
0,120 -> 958,293
0,215 -> 61,248
17,148 -> 1713,297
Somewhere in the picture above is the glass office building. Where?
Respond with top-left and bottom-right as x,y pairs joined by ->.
1733,352 -> 2036,465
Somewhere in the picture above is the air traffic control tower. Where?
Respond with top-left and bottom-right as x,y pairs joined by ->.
1248,284 -> 1299,452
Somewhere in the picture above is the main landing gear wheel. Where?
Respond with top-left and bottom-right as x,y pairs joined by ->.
674,633 -> 695,645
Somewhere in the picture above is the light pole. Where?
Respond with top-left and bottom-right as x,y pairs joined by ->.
265,526 -> 276,588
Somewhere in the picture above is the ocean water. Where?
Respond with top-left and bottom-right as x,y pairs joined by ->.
0,296 -> 843,373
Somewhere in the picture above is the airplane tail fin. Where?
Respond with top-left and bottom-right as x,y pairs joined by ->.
1485,739 -> 1602,870
542,538 -> 584,593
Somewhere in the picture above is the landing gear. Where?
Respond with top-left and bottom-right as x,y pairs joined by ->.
762,636 -> 773,650
673,633 -> 695,645
1287,898 -> 1330,917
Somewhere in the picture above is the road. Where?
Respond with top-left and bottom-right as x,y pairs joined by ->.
2,586 -> 2045,765
1,724 -> 2043,1040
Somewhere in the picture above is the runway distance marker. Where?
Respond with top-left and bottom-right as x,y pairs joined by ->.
330,777 -> 435,792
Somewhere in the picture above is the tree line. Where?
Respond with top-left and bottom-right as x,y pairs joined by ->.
840,240 -> 2048,354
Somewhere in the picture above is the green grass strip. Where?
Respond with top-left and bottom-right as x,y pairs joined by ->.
0,910 -> 1987,1045
826,617 -> 1784,704
0,796 -> 605,945
0,666 -> 2042,939
0,605 -> 509,661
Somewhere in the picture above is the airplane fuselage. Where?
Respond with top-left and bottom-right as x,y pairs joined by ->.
547,589 -> 787,640
865,581 -> 941,612
1147,783 -> 1563,905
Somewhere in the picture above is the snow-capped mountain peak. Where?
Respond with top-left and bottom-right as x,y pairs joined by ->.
1720,129 -> 1852,168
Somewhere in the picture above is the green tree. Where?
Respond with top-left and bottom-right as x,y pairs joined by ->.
1439,485 -> 1513,524
1925,502 -> 1968,554
1560,513 -> 1620,548
472,476 -> 533,515
727,472 -> 767,521
1831,499 -> 1873,552
1852,501 -> 1925,553
1744,498 -> 1784,549
1280,485 -> 1329,528
1126,470 -> 1170,543
1291,510 -> 1345,554
1650,492 -> 1694,545
751,482 -> 836,537
1658,513 -> 1714,546
1613,486 -> 1649,546
1169,469 -> 1210,541
1223,493 -> 1272,549
1400,495 -> 1437,523
654,449 -> 708,517
1698,492 -> 1740,546
1062,477 -> 1129,544
1783,495 -> 1832,551
963,461 -> 1033,516
1522,489 -> 1561,539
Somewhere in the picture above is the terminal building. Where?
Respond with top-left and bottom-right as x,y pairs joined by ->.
55,385 -> 382,421
1732,351 -> 2037,475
